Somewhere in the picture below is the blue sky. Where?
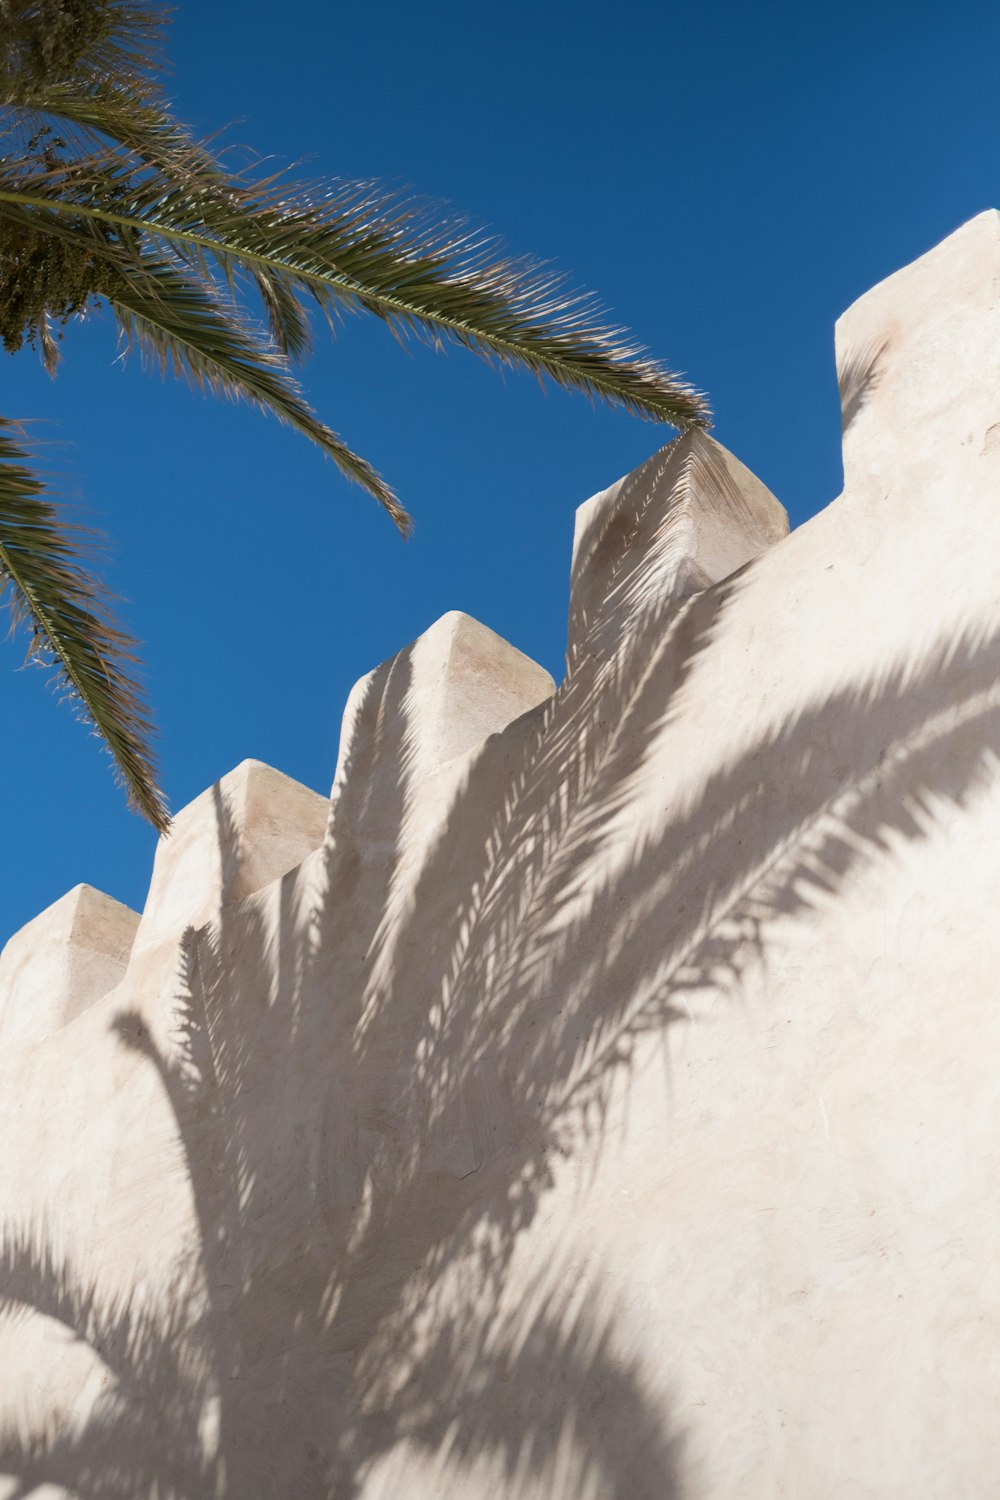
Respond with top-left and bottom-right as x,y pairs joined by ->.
2,0 -> 999,942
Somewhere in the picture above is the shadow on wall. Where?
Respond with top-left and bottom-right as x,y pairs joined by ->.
838,338 -> 888,433
2,437 -> 1000,1498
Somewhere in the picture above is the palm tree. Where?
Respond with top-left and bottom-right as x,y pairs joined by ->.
0,0 -> 709,830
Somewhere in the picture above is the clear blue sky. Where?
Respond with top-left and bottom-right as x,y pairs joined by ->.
2,0 -> 998,942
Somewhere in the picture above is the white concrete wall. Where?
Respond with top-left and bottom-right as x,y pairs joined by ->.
2,214 -> 1000,1499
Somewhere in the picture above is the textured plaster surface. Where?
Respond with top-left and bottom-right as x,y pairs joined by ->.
0,885 -> 139,1052
2,214 -> 1000,1498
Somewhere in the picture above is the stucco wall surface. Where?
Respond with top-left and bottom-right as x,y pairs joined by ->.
2,214 -> 1000,1498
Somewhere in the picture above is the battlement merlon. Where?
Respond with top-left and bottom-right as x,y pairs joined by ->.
567,429 -> 789,668
0,884 -> 139,1052
836,209 -> 1000,496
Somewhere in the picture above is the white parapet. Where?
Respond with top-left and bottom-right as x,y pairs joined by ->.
126,758 -> 329,988
567,427 -> 789,666
331,609 -> 556,854
836,208 -> 1000,498
5,216 -> 1000,1500
0,884 -> 139,1051
334,611 -> 556,789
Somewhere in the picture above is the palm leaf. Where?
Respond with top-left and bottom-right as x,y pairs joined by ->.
106,249 -> 409,528
0,416 -> 167,829
2,79 -> 225,192
0,150 -> 711,429
0,184 -> 407,524
0,0 -> 166,92
2,76 -> 315,360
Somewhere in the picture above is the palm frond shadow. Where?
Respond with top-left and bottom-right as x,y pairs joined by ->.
838,339 -> 888,434
3,519 -> 1000,1496
0,1225 -> 211,1499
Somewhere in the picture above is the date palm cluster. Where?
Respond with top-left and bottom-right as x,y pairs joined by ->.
0,0 -> 709,829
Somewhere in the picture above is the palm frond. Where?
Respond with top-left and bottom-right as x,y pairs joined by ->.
251,258 -> 312,360
0,153 -> 711,429
106,251 -> 409,528
0,178 -> 408,524
1,61 -> 314,360
0,1 -> 167,92
1,77 -> 220,179
0,416 -> 167,829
